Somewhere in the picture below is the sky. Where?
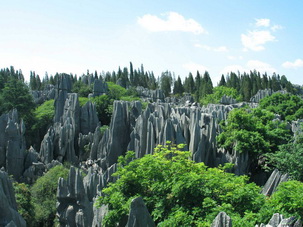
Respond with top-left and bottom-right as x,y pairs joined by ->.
1,0 -> 303,85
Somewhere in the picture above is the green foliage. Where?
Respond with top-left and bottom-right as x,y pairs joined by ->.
78,97 -> 89,107
265,181 -> 303,220
32,99 -> 55,131
72,80 -> 92,97
265,138 -> 303,181
107,82 -> 127,100
200,86 -> 242,105
13,182 -> 34,226
92,95 -> 113,125
31,165 -> 69,227
259,93 -> 303,121
96,144 -> 265,226
217,107 -> 291,155
0,78 -> 35,120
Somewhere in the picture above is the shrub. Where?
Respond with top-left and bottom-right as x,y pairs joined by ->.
96,143 -> 265,226
31,165 -> 69,226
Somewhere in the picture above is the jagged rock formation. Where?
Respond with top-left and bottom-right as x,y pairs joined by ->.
136,86 -> 165,102
0,110 -> 26,181
125,197 -> 156,227
219,95 -> 237,105
250,89 -> 288,103
31,84 -> 56,104
261,169 -> 289,196
211,212 -> 232,227
91,79 -> 108,97
257,213 -> 302,227
250,89 -> 274,103
40,81 -> 99,165
57,165 -> 116,227
0,170 -> 26,227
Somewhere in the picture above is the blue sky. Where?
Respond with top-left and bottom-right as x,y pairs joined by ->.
1,0 -> 303,85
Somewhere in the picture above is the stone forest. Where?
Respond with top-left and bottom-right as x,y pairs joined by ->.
0,65 -> 303,227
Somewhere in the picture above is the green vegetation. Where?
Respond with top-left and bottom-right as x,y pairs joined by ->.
96,143 -> 303,226
259,93 -> 303,121
200,86 -> 242,106
13,182 -> 34,226
96,144 -> 265,226
31,165 -> 69,227
72,80 -> 92,97
217,107 -> 291,155
266,137 -> 303,181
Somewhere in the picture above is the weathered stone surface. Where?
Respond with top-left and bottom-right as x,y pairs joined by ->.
136,86 -> 165,102
98,101 -> 133,170
0,170 -> 26,227
57,167 -> 93,227
92,79 -> 108,97
211,212 -> 232,227
31,84 -> 55,104
250,89 -> 274,103
80,101 -> 99,135
0,110 -> 26,180
54,74 -> 72,122
40,93 -> 80,165
257,213 -> 302,227
125,197 -> 155,227
261,169 -> 289,196
220,95 -> 237,105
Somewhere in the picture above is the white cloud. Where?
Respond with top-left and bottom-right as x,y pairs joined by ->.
241,30 -> 276,51
271,24 -> 283,31
255,18 -> 270,27
183,62 -> 208,73
138,12 -> 206,34
246,60 -> 276,73
195,44 -> 228,52
220,65 -> 246,75
214,46 -> 228,52
227,56 -> 243,60
282,59 -> 303,69
220,60 -> 276,75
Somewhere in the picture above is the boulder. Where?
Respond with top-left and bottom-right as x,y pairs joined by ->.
0,170 -> 26,227
125,197 -> 155,227
211,212 -> 232,227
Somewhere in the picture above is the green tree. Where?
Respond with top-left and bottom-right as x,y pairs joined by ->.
173,76 -> 184,96
265,137 -> 303,181
13,182 -> 34,226
217,107 -> 291,157
264,181 -> 303,220
0,78 -> 35,120
259,93 -> 303,121
183,72 -> 195,94
31,165 -> 69,227
160,71 -> 172,97
96,144 -> 265,226
200,86 -> 242,106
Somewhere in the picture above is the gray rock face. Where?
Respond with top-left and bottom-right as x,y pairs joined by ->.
220,95 -> 237,105
31,84 -> 56,104
250,89 -> 274,103
0,170 -> 26,227
40,93 -> 81,164
0,110 -> 26,180
250,89 -> 288,103
211,212 -> 232,227
125,197 -> 155,227
57,165 -> 114,227
136,86 -> 165,102
92,79 -> 108,97
57,167 -> 93,227
80,101 -> 99,135
261,169 -> 289,196
54,74 -> 72,122
95,101 -> 137,170
256,213 -> 302,227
